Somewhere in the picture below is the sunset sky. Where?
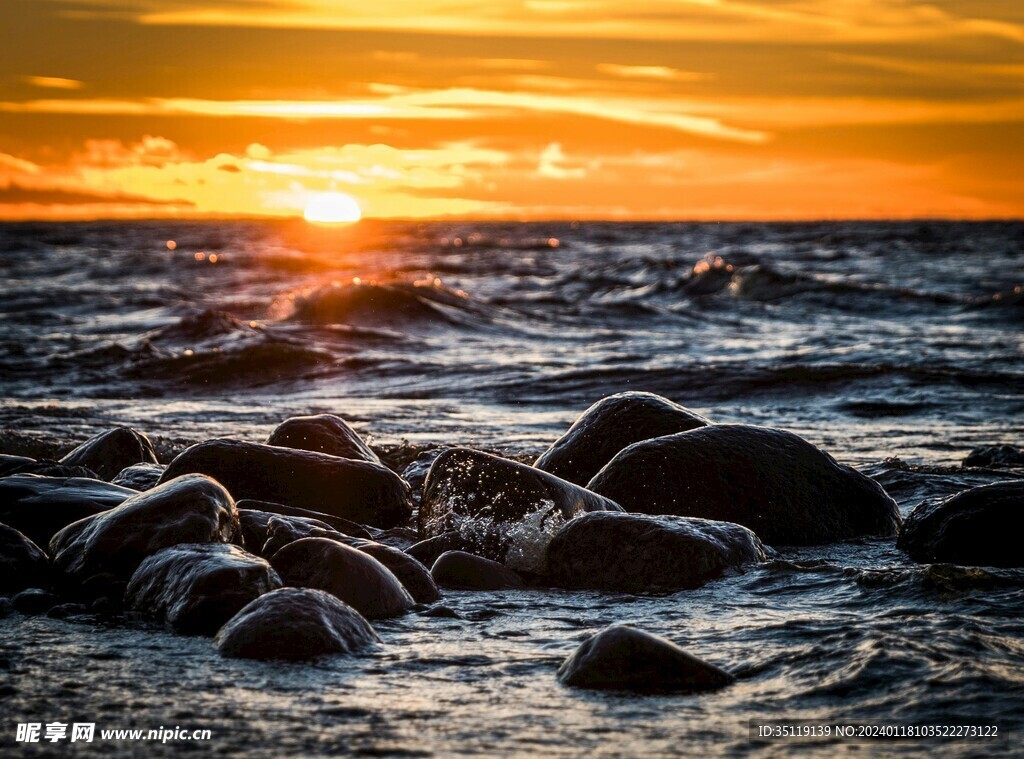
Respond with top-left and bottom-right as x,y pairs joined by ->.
1,0 -> 1022,220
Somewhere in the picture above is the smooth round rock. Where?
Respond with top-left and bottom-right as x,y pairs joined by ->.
235,499 -> 371,540
214,588 -> 380,661
0,523 -> 49,594
50,474 -> 240,589
261,515 -> 348,559
60,427 -> 159,481
267,414 -> 380,464
545,512 -> 766,592
111,463 -> 166,491
430,551 -> 524,591
126,543 -> 281,635
897,481 -> 1024,567
558,624 -> 734,693
161,439 -> 412,528
536,392 -> 709,485
271,537 -> 414,619
405,533 -> 475,568
0,455 -> 97,479
0,475 -> 136,548
347,540 -> 440,603
588,424 -> 901,545
420,449 -> 621,568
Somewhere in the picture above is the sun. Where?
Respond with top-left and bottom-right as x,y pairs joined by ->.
303,192 -> 362,224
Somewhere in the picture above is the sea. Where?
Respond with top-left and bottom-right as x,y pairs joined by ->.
0,220 -> 1022,756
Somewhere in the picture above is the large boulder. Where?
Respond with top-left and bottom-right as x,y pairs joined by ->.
897,481 -> 1024,567
0,475 -> 136,547
50,474 -> 240,590
214,588 -> 380,661
557,624 -> 734,693
160,440 -> 411,528
588,425 -> 901,545
111,463 -> 165,492
420,449 -> 621,569
270,537 -> 414,619
267,414 -> 380,464
536,392 -> 709,485
126,543 -> 281,635
0,523 -> 49,594
545,512 -> 765,592
60,427 -> 159,481
431,551 -> 524,591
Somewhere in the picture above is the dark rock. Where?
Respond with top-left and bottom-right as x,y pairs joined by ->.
0,454 -> 35,476
963,445 -> 1024,469
126,543 -> 281,635
401,448 -> 448,497
419,604 -> 461,619
0,523 -> 49,594
345,540 -> 440,603
111,463 -> 165,491
50,474 -> 240,590
161,440 -> 412,528
261,514 -> 347,559
588,425 -> 901,545
897,481 -> 1024,567
270,537 -> 413,619
12,588 -> 60,615
420,449 -> 621,568
47,603 -> 89,619
545,512 -> 765,592
536,392 -> 709,486
557,624 -> 734,693
60,427 -> 159,481
0,597 -> 14,618
0,475 -> 136,547
214,587 -> 380,661
431,550 -> 524,590
0,455 -> 97,479
405,533 -> 474,567
267,414 -> 380,464
235,499 -> 371,539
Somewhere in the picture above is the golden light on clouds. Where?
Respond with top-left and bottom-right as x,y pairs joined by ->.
0,0 -> 1021,220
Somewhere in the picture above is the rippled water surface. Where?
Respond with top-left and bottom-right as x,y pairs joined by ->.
1,220 -> 1022,756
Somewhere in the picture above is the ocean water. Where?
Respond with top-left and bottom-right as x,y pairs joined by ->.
1,220 -> 1022,756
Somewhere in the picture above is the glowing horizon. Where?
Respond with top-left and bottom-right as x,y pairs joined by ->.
1,0 -> 1022,221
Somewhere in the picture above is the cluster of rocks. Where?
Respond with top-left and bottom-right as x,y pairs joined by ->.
1,395 -> 1020,694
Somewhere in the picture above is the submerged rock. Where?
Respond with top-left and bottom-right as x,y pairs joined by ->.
401,448 -> 449,500
406,533 -> 476,568
60,427 -> 159,481
271,537 -> 414,619
0,454 -> 35,476
430,551 -> 524,591
588,425 -> 901,545
963,445 -> 1024,469
898,481 -> 1024,567
214,587 -> 380,661
111,463 -> 165,492
420,449 -> 621,568
0,475 -> 136,548
545,512 -> 765,592
267,414 -> 380,464
557,624 -> 734,693
50,474 -> 240,590
0,523 -> 49,594
536,392 -> 709,485
12,588 -> 60,616
126,543 -> 281,635
160,440 -> 412,528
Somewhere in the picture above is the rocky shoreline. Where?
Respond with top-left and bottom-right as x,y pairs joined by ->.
2,392 -> 1022,696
